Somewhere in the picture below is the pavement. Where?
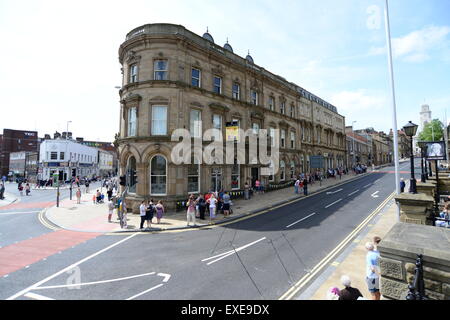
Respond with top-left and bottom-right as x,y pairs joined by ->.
43,169 -> 380,234
0,192 -> 19,207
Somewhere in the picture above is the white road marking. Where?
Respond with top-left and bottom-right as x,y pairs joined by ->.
363,184 -> 371,188
348,189 -> 360,196
202,237 -> 267,266
326,188 -> 343,195
6,233 -> 139,300
126,284 -> 164,300
374,179 -> 381,183
286,213 -> 317,228
0,211 -> 41,215
34,272 -> 156,290
325,199 -> 342,209
24,292 -> 54,300
371,191 -> 380,198
157,273 -> 171,282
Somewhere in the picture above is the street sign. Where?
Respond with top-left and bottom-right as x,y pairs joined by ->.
310,155 -> 324,169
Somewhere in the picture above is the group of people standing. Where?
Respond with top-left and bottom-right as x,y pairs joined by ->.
183,191 -> 232,226
17,182 -> 31,196
326,236 -> 381,300
139,200 -> 165,230
294,176 -> 309,196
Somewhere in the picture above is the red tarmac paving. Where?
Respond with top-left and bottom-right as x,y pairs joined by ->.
0,230 -> 101,277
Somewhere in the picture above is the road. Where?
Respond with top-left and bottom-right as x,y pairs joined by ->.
0,161 -> 421,300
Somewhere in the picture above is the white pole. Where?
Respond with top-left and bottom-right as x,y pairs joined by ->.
384,0 -> 401,221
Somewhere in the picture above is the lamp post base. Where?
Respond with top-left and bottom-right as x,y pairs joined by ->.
409,178 -> 417,194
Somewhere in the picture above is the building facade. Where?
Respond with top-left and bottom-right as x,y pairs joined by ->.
345,127 -> 371,167
117,24 -> 347,211
8,151 -> 39,181
0,129 -> 38,177
39,139 -> 99,181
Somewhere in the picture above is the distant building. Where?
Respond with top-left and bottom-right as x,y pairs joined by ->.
345,127 -> 371,167
0,129 -> 39,178
8,151 -> 39,181
39,138 -> 99,181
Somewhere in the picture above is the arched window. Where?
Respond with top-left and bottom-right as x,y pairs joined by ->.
127,156 -> 137,193
150,155 -> 167,195
280,160 -> 285,181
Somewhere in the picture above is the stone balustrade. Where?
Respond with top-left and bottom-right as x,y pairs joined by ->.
379,222 -> 450,300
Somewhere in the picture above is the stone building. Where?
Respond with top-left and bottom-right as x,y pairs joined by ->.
117,23 -> 347,211
345,127 -> 371,166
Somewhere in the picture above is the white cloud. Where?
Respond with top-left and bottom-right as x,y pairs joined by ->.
331,90 -> 386,113
370,25 -> 450,63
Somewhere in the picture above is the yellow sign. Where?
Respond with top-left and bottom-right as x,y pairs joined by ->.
226,126 -> 239,142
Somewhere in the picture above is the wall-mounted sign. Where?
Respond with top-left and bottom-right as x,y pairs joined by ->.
425,141 -> 446,160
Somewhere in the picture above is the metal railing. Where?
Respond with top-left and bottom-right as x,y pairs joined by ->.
405,254 -> 428,300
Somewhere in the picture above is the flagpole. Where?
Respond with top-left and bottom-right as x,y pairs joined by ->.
384,0 -> 401,221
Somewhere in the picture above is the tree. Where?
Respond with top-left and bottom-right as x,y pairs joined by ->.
418,119 -> 444,142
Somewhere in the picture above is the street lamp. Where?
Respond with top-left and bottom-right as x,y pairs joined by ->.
403,121 -> 419,193
352,121 -> 357,168
66,120 -> 72,199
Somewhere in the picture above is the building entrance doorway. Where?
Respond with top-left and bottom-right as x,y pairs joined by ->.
251,167 -> 259,187
211,168 -> 222,193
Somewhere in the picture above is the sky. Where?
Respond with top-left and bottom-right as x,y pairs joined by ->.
1,0 -> 449,141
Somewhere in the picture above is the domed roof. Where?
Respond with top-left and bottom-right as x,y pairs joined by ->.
224,39 -> 233,52
246,50 -> 254,64
202,27 -> 214,43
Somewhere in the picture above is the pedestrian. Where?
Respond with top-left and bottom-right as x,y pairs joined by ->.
400,178 -> 405,193
146,199 -> 155,228
108,199 -> 114,223
255,179 -> 260,194
197,194 -> 206,220
0,183 -> 5,200
222,191 -> 231,217
373,236 -> 381,252
294,178 -> 300,194
244,181 -> 250,200
303,176 -> 308,196
76,188 -> 82,204
325,287 -> 340,300
85,180 -> 90,193
92,193 -> 96,204
107,188 -> 113,202
339,275 -> 364,300
96,190 -> 101,203
207,193 -> 217,222
139,200 -> 147,230
365,242 -> 381,300
18,182 -> 23,196
155,200 -> 164,224
25,183 -> 31,196
186,194 -> 197,227
204,191 -> 211,214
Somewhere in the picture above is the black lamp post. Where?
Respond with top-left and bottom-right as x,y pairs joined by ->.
403,121 -> 419,193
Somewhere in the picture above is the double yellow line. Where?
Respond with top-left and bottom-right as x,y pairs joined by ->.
279,191 -> 395,300
38,209 -> 60,231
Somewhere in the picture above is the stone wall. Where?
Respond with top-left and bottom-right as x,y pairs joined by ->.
378,222 -> 450,300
